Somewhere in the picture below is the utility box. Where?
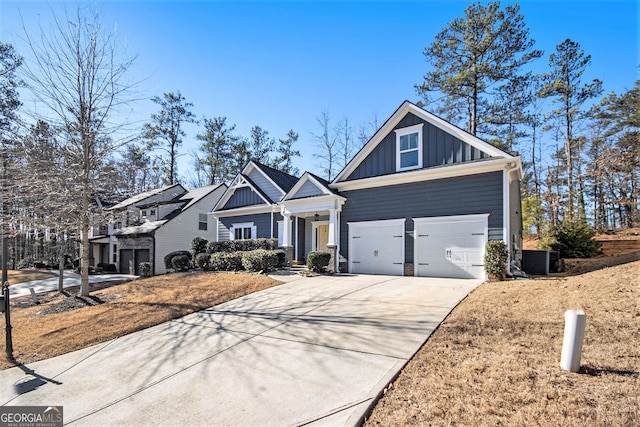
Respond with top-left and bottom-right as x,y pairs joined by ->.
522,250 -> 560,275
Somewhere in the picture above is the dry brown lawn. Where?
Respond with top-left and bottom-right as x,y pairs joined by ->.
0,272 -> 280,370
365,260 -> 639,426
5,269 -> 58,284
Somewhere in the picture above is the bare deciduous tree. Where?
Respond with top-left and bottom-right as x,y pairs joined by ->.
20,5 -> 138,296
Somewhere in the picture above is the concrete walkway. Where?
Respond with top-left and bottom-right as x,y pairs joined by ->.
8,271 -> 137,298
0,273 -> 481,426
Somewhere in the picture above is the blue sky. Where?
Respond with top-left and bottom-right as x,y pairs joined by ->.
1,0 -> 638,183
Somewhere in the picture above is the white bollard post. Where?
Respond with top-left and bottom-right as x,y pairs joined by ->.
560,310 -> 587,372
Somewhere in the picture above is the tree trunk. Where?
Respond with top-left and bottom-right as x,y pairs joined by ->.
58,239 -> 65,293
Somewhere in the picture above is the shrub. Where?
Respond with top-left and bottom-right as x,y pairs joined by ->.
17,259 -> 32,269
551,220 -> 601,258
207,238 -> 279,254
97,263 -> 117,273
191,237 -> 209,255
273,249 -> 286,267
164,250 -> 192,270
171,254 -> 191,272
139,262 -> 152,277
241,249 -> 279,273
306,251 -> 331,273
195,252 -> 211,270
209,252 -> 243,271
484,240 -> 508,281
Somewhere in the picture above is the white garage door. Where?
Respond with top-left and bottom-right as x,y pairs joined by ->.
414,214 -> 488,279
349,219 -> 405,275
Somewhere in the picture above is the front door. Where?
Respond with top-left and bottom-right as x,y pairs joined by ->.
317,225 -> 329,252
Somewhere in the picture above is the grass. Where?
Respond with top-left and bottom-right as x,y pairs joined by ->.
0,271 -> 280,370
5,269 -> 59,284
365,260 -> 639,426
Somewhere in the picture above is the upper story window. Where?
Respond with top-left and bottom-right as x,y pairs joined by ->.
395,123 -> 424,171
141,210 -> 147,217
198,213 -> 208,231
150,209 -> 156,217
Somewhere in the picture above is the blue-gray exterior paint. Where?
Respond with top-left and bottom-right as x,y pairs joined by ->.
339,171 -> 504,263
346,112 -> 490,181
217,218 -> 230,241
219,213 -> 277,240
248,168 -> 283,202
296,217 -> 305,261
291,180 -> 324,199
222,187 -> 264,210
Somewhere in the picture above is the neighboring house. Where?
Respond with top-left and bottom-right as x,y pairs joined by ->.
213,101 -> 522,280
90,183 -> 227,275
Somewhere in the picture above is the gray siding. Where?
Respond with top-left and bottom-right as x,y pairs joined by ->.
291,180 -> 324,199
248,168 -> 283,202
217,218 -> 230,241
296,217 -> 306,261
219,213 -> 277,239
223,187 -> 264,209
339,171 -> 504,263
347,112 -> 490,181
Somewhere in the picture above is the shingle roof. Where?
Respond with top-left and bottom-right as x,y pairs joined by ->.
252,161 -> 299,193
107,184 -> 185,210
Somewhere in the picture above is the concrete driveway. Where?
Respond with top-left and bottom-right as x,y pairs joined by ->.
0,273 -> 481,426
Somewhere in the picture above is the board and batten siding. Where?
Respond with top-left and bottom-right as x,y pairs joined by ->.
223,187 -> 264,209
153,186 -> 226,274
290,180 -> 324,199
247,168 -> 283,202
347,112 -> 490,181
339,171 -> 504,264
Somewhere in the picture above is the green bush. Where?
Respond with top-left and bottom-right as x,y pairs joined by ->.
171,254 -> 191,272
551,220 -> 601,258
191,237 -> 209,255
195,252 -> 211,270
241,249 -> 279,273
484,240 -> 508,281
273,249 -> 286,267
207,238 -> 279,254
210,252 -> 244,271
139,262 -> 152,277
306,251 -> 331,273
164,250 -> 192,270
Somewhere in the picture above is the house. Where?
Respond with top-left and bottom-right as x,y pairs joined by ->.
90,183 -> 227,275
213,101 -> 522,280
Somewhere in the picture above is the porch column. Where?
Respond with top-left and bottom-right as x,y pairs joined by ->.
281,212 -> 294,266
326,208 -> 337,273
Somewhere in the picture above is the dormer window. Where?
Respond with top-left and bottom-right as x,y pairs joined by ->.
150,209 -> 156,217
395,124 -> 423,171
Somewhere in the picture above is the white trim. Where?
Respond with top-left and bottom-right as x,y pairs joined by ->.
347,218 -> 406,275
413,214 -> 489,280
213,204 -> 276,217
277,219 -> 294,247
230,222 -> 257,240
333,101 -> 512,184
331,157 -> 521,192
213,173 -> 271,212
311,220 -> 330,251
280,194 -> 346,216
395,123 -> 423,172
245,161 -> 286,199
283,172 -> 333,201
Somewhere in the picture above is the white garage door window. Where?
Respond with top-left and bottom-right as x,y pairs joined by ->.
414,214 -> 489,280
348,219 -> 405,275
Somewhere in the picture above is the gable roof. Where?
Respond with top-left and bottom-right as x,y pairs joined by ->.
332,101 -> 513,184
283,171 -> 335,201
251,161 -> 299,194
213,173 -> 273,212
179,183 -> 227,210
107,184 -> 186,211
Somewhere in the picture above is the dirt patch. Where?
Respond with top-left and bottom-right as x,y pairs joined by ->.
0,272 -> 281,370
365,260 -> 639,426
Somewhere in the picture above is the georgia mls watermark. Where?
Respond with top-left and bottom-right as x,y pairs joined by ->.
0,406 -> 63,427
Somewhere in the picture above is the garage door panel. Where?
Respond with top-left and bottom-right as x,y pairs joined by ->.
349,220 -> 404,276
415,216 -> 488,280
